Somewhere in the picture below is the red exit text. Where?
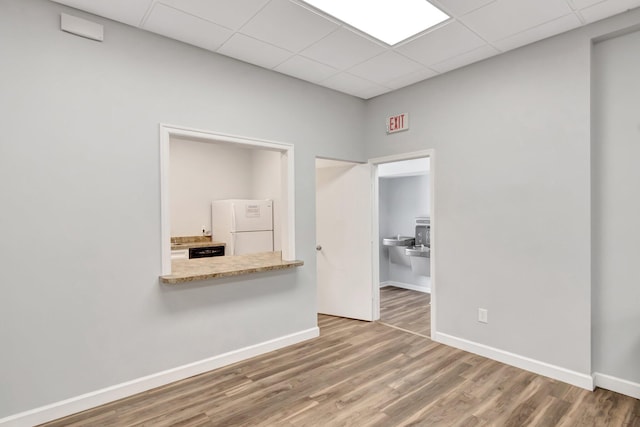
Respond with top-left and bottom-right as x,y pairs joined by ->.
387,113 -> 409,134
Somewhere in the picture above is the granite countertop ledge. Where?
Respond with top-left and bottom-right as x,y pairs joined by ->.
160,251 -> 303,284
170,235 -> 226,251
171,241 -> 226,250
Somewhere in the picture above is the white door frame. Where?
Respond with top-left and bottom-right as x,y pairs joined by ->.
369,149 -> 436,337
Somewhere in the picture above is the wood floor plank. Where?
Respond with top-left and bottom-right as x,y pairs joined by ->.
525,395 -> 572,427
39,289 -> 639,427
379,286 -> 430,337
379,362 -> 474,424
399,391 -> 481,427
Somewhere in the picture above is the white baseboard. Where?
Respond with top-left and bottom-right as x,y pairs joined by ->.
0,327 -> 319,427
433,332 -> 594,390
380,280 -> 430,294
593,372 -> 640,399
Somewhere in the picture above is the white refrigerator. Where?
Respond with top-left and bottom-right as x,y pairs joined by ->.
211,199 -> 274,256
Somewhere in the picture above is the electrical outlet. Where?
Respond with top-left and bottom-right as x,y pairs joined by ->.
478,308 -> 488,324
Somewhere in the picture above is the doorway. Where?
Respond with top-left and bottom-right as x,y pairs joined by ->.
314,150 -> 435,336
371,150 -> 435,337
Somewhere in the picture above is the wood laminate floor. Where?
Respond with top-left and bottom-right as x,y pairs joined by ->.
379,286 -> 430,337
41,315 -> 640,426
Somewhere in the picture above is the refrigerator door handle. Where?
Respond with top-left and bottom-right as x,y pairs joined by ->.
231,233 -> 236,256
231,203 -> 236,232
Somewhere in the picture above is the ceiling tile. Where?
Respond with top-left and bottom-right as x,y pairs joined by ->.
347,51 -> 424,85
569,0 -> 606,9
579,0 -> 640,23
217,34 -> 293,69
461,0 -> 573,41
52,0 -> 636,99
321,72 -> 387,98
355,85 -> 394,100
274,55 -> 338,82
239,0 -> 339,52
51,0 -> 153,26
397,21 -> 486,66
493,14 -> 582,51
383,67 -> 438,90
435,0 -> 498,16
158,0 -> 269,30
299,28 -> 386,70
430,44 -> 499,73
143,3 -> 233,51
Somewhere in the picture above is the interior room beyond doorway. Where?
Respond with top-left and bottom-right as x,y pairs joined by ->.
378,157 -> 431,294
371,150 -> 434,334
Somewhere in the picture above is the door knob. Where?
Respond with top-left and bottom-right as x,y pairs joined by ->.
316,245 -> 322,251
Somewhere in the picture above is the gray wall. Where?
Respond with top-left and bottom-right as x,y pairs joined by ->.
366,9 -> 640,376
0,0 -> 365,417
592,29 -> 640,384
3,0 -> 640,419
380,175 -> 430,237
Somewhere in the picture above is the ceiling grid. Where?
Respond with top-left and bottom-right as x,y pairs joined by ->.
51,0 -> 640,99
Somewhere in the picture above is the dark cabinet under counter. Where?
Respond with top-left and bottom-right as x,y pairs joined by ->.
189,245 -> 225,259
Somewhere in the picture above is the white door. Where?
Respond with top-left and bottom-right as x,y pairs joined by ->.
316,159 -> 373,321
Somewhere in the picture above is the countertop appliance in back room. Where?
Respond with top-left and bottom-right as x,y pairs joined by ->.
211,199 -> 274,256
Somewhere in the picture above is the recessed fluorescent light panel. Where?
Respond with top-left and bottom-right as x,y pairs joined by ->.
301,0 -> 449,45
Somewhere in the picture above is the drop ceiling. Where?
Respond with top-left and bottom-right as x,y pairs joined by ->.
50,0 -> 640,99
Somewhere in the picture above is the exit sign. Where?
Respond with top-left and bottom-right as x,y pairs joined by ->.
386,113 -> 409,134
